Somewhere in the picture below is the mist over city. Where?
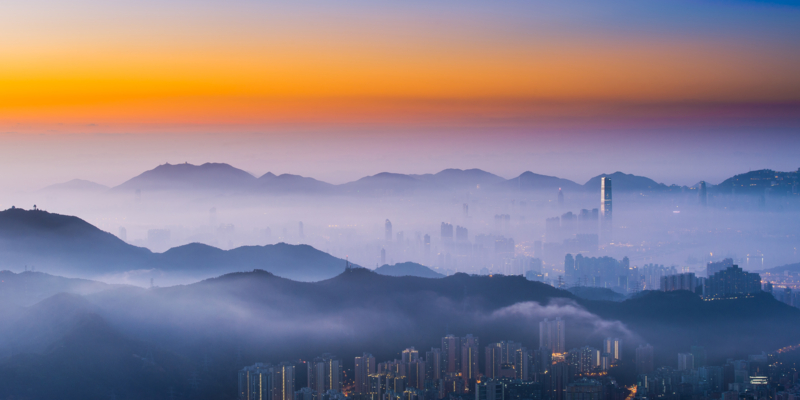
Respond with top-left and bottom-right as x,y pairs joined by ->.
2,1 -> 800,400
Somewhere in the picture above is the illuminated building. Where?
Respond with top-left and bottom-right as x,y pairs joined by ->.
355,353 -> 376,394
600,177 -> 612,243
442,335 -> 461,374
310,354 -> 342,394
602,338 -> 621,362
461,334 -> 480,381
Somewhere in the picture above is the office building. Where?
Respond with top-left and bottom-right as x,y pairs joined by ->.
385,220 -> 393,242
600,177 -> 612,242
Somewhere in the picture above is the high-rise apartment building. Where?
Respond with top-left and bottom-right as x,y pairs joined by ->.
355,353 -> 376,394
635,344 -> 654,375
461,335 -> 480,381
442,335 -> 461,374
310,354 -> 342,394
539,318 -> 566,354
603,338 -> 621,362
678,353 -> 694,371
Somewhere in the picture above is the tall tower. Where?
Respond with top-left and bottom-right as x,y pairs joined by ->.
385,219 -> 392,242
558,188 -> 564,206
600,177 -> 612,243
698,181 -> 708,207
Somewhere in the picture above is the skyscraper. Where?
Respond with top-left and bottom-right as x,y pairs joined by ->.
600,177 -> 612,243
603,338 -> 621,362
385,219 -> 393,242
461,335 -> 480,381
310,354 -> 342,394
355,353 -> 376,394
442,335 -> 461,374
558,188 -> 564,206
539,318 -> 566,353
635,344 -> 654,374
678,353 -> 694,371
402,347 -> 419,363
698,181 -> 708,207
381,248 -> 386,266
273,362 -> 295,400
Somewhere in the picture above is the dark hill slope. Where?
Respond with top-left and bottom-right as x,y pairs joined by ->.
0,209 -> 352,281
374,262 -> 444,278
0,208 -> 152,274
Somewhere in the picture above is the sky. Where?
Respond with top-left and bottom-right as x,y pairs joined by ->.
0,0 -> 799,190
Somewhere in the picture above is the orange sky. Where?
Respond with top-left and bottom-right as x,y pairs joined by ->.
1,0 -> 799,131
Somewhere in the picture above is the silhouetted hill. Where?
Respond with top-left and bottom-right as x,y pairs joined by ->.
568,286 -> 627,302
0,209 -> 354,281
153,242 -> 351,281
0,208 -> 152,275
3,270 -> 800,398
0,270 -> 119,307
411,169 -> 505,189
40,179 -> 109,193
0,306 -> 197,400
257,172 -> 334,194
113,162 -> 256,193
374,262 -> 444,278
584,172 -> 668,192
585,290 -> 800,363
339,172 -> 433,194
502,171 -> 583,191
764,262 -> 800,274
714,168 -> 799,195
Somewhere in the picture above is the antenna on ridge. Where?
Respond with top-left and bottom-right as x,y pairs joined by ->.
345,256 -> 351,271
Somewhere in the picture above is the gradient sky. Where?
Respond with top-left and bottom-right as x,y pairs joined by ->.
0,0 -> 799,190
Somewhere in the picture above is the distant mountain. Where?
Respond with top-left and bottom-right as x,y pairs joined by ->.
764,262 -> 800,274
713,169 -> 799,195
152,242 -> 351,281
0,208 -> 352,282
40,179 -> 109,193
501,171 -> 583,191
0,271 -> 119,307
374,262 -> 444,278
257,172 -> 334,194
112,162 -> 256,193
583,172 -> 668,192
0,208 -> 153,275
339,172 -> 433,194
411,169 -> 505,189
